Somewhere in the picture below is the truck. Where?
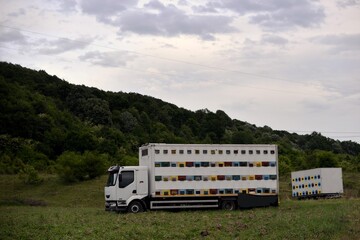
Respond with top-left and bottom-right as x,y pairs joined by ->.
105,143 -> 279,213
291,168 -> 343,199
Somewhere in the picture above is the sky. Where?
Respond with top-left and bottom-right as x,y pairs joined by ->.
0,0 -> 359,143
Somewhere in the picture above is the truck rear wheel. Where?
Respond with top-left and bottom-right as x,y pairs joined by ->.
221,200 -> 236,211
128,201 -> 144,213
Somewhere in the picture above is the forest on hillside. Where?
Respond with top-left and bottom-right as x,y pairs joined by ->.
0,62 -> 359,182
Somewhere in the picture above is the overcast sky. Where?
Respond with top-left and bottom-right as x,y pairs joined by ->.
1,0 -> 359,143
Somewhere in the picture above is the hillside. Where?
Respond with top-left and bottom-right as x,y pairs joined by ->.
0,61 -> 359,177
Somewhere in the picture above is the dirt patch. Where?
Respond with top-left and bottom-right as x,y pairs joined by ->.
1,198 -> 47,206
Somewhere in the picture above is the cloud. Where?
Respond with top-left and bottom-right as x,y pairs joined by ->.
57,0 -> 77,12
301,99 -> 331,112
261,34 -> 289,45
192,5 -> 219,13
337,0 -> 360,8
79,0 -> 236,40
79,50 -> 137,67
80,0 -> 138,23
0,30 -> 27,44
178,0 -> 189,6
201,0 -> 325,31
161,43 -> 177,49
8,8 -> 26,17
119,2 -> 235,40
37,38 -> 91,55
311,34 -> 360,53
249,7 -> 324,31
144,0 -> 166,10
47,0 -> 77,12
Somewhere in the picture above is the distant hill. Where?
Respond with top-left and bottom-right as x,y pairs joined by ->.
0,61 -> 359,175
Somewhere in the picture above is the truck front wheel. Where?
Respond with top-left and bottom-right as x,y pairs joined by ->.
128,201 -> 144,213
221,200 -> 236,211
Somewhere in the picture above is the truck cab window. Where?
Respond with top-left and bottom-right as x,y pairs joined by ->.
106,172 -> 118,186
142,149 -> 148,156
119,171 -> 134,188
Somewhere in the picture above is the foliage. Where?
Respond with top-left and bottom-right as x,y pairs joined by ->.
0,61 -> 359,181
56,151 -> 83,183
121,155 -> 139,166
0,154 -> 24,174
18,165 -> 43,185
56,151 -> 108,183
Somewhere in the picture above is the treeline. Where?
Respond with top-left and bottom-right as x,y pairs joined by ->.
0,62 -> 359,182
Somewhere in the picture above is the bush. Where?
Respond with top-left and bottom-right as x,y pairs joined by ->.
56,151 -> 84,183
56,151 -> 108,183
121,155 -> 138,166
0,154 -> 24,174
18,164 -> 43,184
82,151 -> 108,179
278,155 -> 292,175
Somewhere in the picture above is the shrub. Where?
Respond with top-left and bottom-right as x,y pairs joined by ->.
121,155 -> 138,166
56,151 -> 108,183
0,154 -> 24,174
56,151 -> 84,183
82,151 -> 108,179
18,164 -> 43,184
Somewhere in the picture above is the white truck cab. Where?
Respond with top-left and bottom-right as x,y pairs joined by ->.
105,165 -> 148,212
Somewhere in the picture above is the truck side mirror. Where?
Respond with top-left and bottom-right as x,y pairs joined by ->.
118,174 -> 122,183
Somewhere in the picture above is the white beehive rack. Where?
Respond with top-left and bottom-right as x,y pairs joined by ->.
291,168 -> 343,198
140,143 -> 279,198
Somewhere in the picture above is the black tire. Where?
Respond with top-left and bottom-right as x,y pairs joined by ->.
221,200 -> 236,211
128,201 -> 144,213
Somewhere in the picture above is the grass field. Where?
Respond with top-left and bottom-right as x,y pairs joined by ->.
1,173 -> 359,240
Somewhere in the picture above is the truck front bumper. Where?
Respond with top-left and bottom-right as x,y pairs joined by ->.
105,201 -> 127,212
105,201 -> 117,211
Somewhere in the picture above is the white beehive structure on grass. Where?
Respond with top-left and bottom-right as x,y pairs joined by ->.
140,144 -> 279,198
291,168 -> 343,199
105,143 -> 279,212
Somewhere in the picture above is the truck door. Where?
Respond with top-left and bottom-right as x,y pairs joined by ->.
118,170 -> 136,202
104,170 -> 119,211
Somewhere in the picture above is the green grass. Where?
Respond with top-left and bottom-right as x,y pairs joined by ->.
0,173 -> 359,239
0,174 -> 106,208
1,200 -> 359,239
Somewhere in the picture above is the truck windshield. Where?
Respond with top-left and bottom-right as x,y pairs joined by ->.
106,172 -> 118,186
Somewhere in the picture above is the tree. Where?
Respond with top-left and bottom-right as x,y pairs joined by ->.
56,151 -> 108,183
82,151 -> 108,179
113,111 -> 138,133
65,126 -> 98,153
313,150 -> 338,168
83,98 -> 112,125
278,155 -> 292,175
232,130 -> 254,144
66,88 -> 112,125
56,151 -> 84,182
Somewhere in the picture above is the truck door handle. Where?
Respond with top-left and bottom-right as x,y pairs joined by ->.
132,190 -> 137,194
